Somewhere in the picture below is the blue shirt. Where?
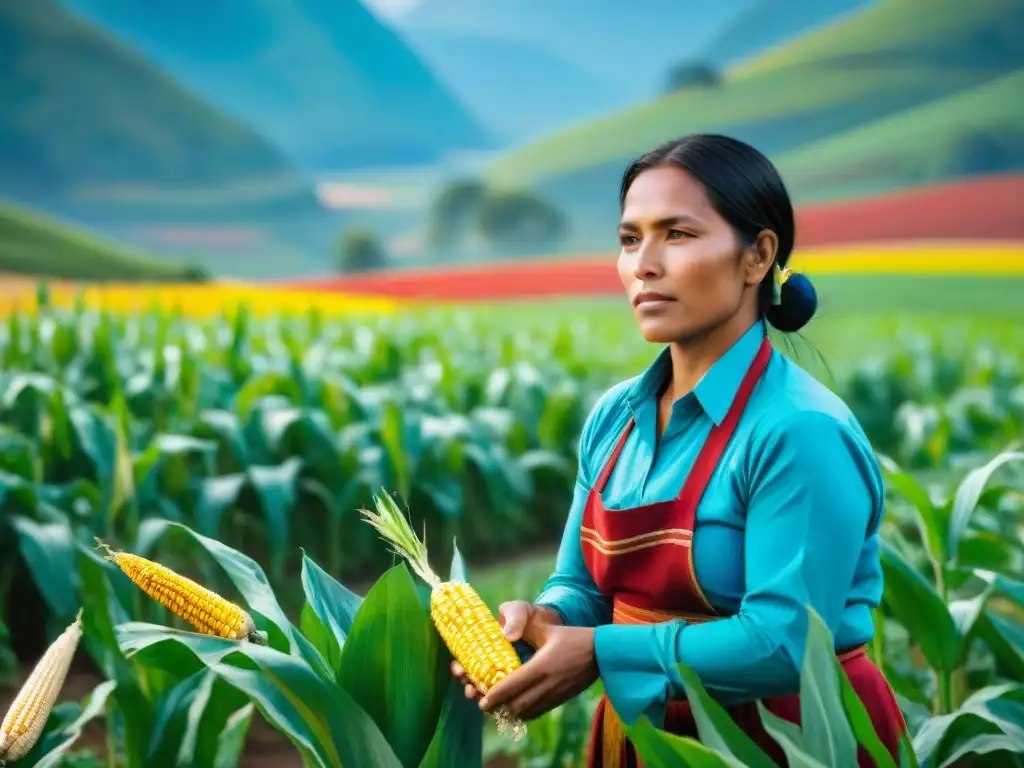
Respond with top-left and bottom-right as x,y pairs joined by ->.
534,320 -> 886,728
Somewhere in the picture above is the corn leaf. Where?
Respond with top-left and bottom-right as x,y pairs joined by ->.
948,450 -> 1024,562
336,563 -> 449,768
626,715 -> 748,767
879,541 -> 962,674
912,684 -> 1024,767
755,705 -> 829,768
9,515 -> 79,619
299,551 -> 363,675
117,622 -> 402,768
19,679 -> 117,768
799,609 -> 858,766
672,665 -> 777,768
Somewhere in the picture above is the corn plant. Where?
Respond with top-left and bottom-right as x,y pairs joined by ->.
874,446 -> 1024,766
107,518 -> 485,768
626,608 -> 918,768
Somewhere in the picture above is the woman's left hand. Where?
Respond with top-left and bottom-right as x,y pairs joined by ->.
479,626 -> 599,720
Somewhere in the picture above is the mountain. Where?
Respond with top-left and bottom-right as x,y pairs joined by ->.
1,0 -> 337,275
0,199 -> 205,282
395,30 -> 618,143
1,0 -> 304,196
396,0 -> 753,99
485,0 -> 1024,193
61,0 -> 491,171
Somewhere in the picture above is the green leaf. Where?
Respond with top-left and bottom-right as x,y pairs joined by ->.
214,702 -> 255,768
975,611 -> 1024,680
626,715 -> 748,768
146,670 -> 211,766
145,667 -> 252,768
673,665 -> 777,768
300,602 -> 341,679
194,474 -> 246,539
798,609 -> 858,766
879,541 -> 961,673
117,622 -> 402,768
300,551 -> 363,663
879,454 -> 947,572
949,450 -> 1024,563
833,657 -> 900,768
939,733 -> 1024,766
756,705 -> 830,768
248,457 -> 303,580
10,515 -> 79,619
418,677 -> 484,768
913,684 -> 1024,766
19,679 -> 117,768
337,564 -> 448,768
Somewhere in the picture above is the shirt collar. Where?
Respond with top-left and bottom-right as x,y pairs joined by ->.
626,320 -> 767,426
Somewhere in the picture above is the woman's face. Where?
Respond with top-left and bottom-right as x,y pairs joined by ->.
616,164 -> 773,345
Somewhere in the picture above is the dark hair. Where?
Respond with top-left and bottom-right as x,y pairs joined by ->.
619,133 -> 817,333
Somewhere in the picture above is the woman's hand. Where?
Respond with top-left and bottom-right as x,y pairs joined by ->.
478,625 -> 598,720
450,600 -> 562,702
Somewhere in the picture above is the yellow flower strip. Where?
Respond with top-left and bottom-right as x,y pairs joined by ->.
0,281 -> 399,318
791,241 -> 1024,276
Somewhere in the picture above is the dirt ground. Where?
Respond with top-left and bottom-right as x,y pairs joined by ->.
0,668 -> 516,767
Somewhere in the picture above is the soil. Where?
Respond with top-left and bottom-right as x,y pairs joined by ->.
1,669 -> 515,767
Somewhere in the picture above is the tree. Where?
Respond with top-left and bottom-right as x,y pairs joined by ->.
427,178 -> 486,252
335,229 -> 387,274
664,60 -> 720,93
475,190 -> 566,252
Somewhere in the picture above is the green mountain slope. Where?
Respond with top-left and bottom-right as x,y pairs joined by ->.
61,0 -> 490,170
487,0 -> 1024,189
0,201 -> 205,281
1,0 -> 301,193
777,68 -> 1024,201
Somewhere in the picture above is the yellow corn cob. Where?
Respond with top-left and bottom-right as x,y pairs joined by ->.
95,539 -> 266,645
359,491 -> 526,741
0,609 -> 84,764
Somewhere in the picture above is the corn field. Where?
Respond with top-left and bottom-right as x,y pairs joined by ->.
0,287 -> 1022,767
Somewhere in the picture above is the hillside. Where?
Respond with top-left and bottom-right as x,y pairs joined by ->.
699,0 -> 874,68
486,0 -> 1024,190
777,69 -> 1024,201
62,0 -> 490,170
1,0 -> 301,194
0,201 -> 205,282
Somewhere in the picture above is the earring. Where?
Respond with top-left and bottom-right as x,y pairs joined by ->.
771,263 -> 792,306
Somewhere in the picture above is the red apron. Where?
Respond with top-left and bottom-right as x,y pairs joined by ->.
581,337 -> 906,768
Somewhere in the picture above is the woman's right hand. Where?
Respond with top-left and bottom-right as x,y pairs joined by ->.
450,600 -> 563,701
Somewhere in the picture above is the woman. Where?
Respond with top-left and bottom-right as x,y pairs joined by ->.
451,134 -> 907,767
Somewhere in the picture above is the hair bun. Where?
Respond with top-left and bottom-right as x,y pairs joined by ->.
766,272 -> 817,332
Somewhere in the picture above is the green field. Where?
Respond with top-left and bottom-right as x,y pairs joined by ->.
0,200 -> 206,281
0,269 -> 1020,767
423,274 -> 1024,382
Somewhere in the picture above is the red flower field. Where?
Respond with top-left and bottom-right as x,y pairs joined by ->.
283,174 -> 1024,301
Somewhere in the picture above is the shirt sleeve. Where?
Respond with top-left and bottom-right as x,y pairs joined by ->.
591,410 -> 880,727
533,396 -> 615,629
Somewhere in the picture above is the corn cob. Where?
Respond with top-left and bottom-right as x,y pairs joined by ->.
0,609 -> 84,764
95,539 -> 266,645
359,491 -> 526,741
